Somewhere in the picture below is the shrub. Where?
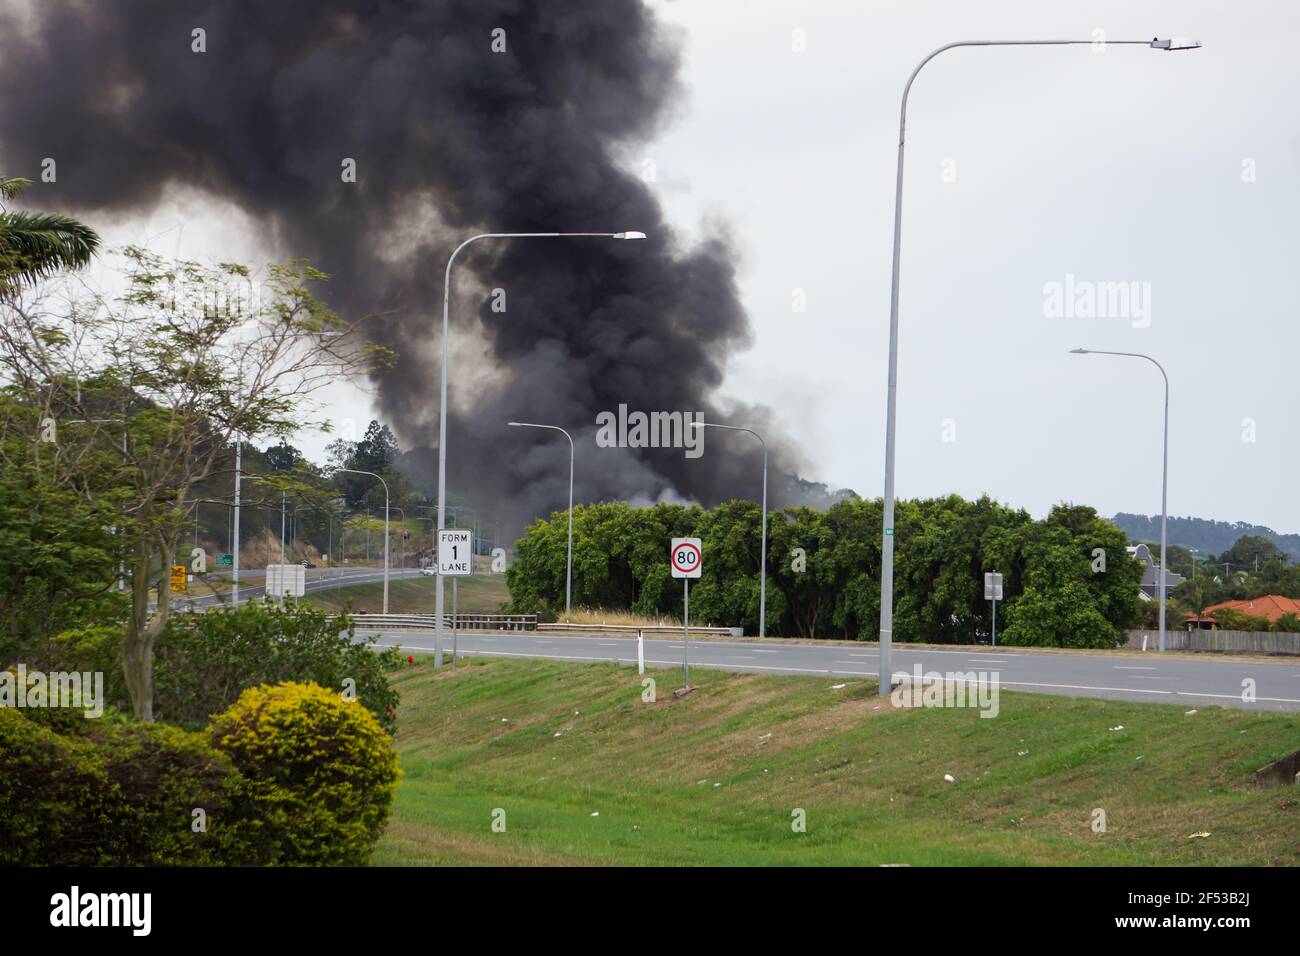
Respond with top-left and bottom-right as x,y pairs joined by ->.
0,707 -> 251,865
0,707 -> 105,864
87,720 -> 251,865
208,681 -> 400,865
152,601 -> 401,731
1001,583 -> 1120,649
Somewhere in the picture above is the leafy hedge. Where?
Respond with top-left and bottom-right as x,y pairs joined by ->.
0,680 -> 401,865
153,601 -> 403,731
33,600 -> 403,731
0,707 -> 244,865
507,496 -> 1144,647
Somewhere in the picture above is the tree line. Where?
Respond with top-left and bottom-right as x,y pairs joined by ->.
506,496 -> 1144,647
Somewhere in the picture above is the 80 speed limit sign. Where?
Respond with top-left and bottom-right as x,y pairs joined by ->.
670,537 -> 702,579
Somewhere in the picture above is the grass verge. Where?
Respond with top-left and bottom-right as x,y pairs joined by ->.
374,658 -> 1300,866
303,573 -> 509,615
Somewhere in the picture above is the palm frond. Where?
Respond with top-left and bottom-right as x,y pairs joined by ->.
0,176 -> 31,202
0,210 -> 101,283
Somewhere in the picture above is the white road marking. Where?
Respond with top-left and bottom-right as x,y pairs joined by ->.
1114,665 -> 1158,671
1172,690 -> 1300,704
998,680 -> 1172,696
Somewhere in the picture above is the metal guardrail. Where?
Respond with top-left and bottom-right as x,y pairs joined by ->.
536,622 -> 741,637
338,616 -> 738,637
340,612 -> 537,631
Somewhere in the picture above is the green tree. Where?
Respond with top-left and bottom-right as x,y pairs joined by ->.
0,247 -> 389,719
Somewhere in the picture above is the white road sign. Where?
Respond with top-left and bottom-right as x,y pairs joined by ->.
984,571 -> 1004,601
438,529 -> 473,576
266,563 -> 305,598
670,537 -> 702,579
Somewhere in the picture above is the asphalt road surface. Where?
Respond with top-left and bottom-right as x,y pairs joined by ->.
184,567 -> 425,607
358,629 -> 1300,712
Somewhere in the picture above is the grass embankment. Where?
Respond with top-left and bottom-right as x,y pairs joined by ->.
304,573 -> 509,615
375,658 -> 1300,866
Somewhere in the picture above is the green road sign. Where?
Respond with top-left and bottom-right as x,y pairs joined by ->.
218,553 -> 234,566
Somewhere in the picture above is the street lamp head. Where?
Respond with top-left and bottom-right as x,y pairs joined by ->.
1149,37 -> 1201,51
507,421 -> 522,427
1069,348 -> 1089,354
612,231 -> 647,240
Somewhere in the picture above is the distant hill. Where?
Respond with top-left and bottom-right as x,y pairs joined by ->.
1109,513 -> 1300,562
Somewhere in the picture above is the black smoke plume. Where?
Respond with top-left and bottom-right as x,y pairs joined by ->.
0,0 -> 847,538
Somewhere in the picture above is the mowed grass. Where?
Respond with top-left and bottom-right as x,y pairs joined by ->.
304,573 -> 509,615
373,658 -> 1300,866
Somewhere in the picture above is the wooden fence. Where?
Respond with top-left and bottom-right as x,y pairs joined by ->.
1123,629 -> 1300,655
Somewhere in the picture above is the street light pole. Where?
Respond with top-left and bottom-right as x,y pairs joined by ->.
337,468 -> 390,613
392,506 -> 406,577
1071,348 -> 1171,651
692,421 -> 768,638
877,37 -> 1199,694
232,440 -> 242,604
508,422 -> 575,617
437,230 -> 645,666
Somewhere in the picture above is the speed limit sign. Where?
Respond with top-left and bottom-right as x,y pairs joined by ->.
670,537 -> 702,579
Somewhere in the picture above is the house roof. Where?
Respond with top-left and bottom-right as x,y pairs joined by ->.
1187,595 -> 1300,624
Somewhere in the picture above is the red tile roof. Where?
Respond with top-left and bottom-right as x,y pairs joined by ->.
1187,595 -> 1300,624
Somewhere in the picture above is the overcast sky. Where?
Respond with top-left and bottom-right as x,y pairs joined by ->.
89,0 -> 1299,533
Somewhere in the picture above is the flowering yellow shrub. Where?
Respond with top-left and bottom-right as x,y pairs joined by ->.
208,680 -> 400,865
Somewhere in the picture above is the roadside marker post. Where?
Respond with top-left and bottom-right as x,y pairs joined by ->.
984,571 -> 1004,646
637,628 -> 644,675
438,529 -> 473,669
670,537 -> 703,689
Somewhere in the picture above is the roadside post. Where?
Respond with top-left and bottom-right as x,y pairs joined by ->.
984,571 -> 1004,646
670,537 -> 703,689
637,628 -> 645,675
438,528 -> 473,669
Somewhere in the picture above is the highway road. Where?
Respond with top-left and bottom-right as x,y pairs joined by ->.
357,629 -> 1300,712
183,566 -> 426,607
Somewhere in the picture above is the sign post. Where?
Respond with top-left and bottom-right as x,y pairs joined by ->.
670,537 -> 703,688
984,571 -> 1004,646
439,529 -> 473,669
